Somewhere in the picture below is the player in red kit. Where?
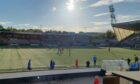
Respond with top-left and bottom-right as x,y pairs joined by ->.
75,59 -> 79,68
94,76 -> 100,84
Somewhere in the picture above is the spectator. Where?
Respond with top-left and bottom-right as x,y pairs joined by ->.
127,58 -> 131,65
134,55 -> 139,63
94,76 -> 100,84
27,59 -> 32,70
75,59 -> 79,68
93,56 -> 97,66
86,60 -> 90,68
50,59 -> 55,70
108,47 -> 111,52
136,61 -> 140,70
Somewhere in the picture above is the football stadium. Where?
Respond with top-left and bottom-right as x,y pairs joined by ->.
0,0 -> 140,84
0,30 -> 139,70
0,21 -> 139,84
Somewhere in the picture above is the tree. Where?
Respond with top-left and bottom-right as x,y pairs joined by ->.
106,30 -> 116,39
0,25 -> 4,31
6,27 -> 17,32
26,29 -> 42,32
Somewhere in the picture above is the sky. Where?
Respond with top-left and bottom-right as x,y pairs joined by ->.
0,0 -> 140,32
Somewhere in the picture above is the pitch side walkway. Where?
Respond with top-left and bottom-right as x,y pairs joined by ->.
0,68 -> 101,80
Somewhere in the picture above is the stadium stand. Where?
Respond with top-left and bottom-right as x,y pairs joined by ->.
0,31 -> 116,47
112,20 -> 140,48
0,32 -> 42,46
42,32 -> 97,47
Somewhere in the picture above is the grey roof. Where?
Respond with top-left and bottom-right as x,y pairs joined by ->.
112,20 -> 140,30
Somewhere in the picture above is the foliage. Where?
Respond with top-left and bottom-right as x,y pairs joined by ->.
0,25 -> 43,32
105,30 -> 116,39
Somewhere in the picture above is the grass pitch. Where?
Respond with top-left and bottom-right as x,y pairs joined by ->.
0,47 -> 139,71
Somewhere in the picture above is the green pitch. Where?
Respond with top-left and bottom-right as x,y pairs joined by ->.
0,47 -> 139,71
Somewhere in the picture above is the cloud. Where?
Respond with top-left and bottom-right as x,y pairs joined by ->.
74,0 -> 87,2
40,26 -> 82,33
39,25 -> 108,33
79,0 -> 87,2
90,0 -> 139,8
13,24 -> 111,32
52,7 -> 57,12
94,12 -> 110,17
89,21 -> 112,32
29,25 -> 39,29
89,26 -> 112,32
12,24 -> 40,29
0,21 -> 12,25
90,21 -> 110,26
117,14 -> 140,22
17,24 -> 30,26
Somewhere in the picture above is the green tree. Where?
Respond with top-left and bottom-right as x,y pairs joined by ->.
0,25 -> 4,31
26,29 -> 42,32
6,27 -> 17,32
106,30 -> 116,39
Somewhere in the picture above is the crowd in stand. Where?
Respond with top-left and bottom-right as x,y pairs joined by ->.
0,31 -> 117,47
122,34 -> 140,48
